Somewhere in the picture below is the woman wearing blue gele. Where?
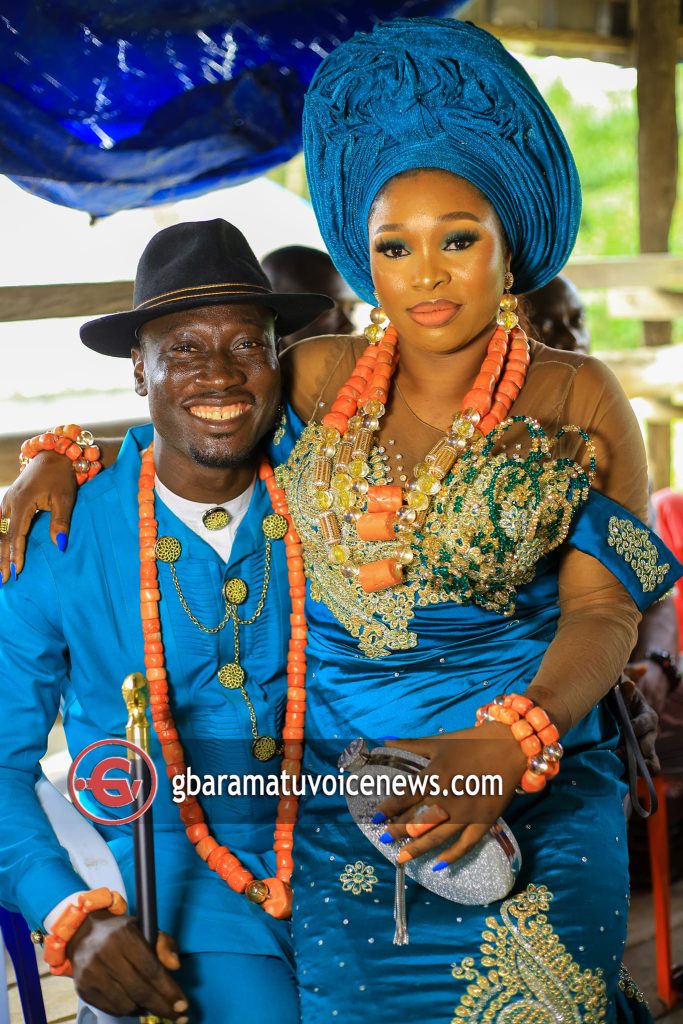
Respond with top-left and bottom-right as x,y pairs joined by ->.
278,16 -> 678,1022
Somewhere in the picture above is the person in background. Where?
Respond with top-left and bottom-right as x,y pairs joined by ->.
523,273 -> 589,355
261,245 -> 360,347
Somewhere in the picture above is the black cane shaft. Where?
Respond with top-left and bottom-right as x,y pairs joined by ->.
132,757 -> 158,946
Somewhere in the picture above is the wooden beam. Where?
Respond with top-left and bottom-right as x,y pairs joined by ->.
563,254 -> 683,290
593,344 -> 683,402
636,0 -> 679,346
606,287 -> 683,320
0,282 -> 133,323
477,21 -> 683,59
630,398 -> 683,423
0,255 -> 681,327
477,21 -> 631,54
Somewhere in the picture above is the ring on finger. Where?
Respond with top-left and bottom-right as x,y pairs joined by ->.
406,802 -> 448,837
0,517 -> 10,535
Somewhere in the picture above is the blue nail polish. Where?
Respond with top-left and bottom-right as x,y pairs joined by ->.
432,860 -> 449,872
10,563 -> 17,582
379,735 -> 399,741
371,812 -> 387,825
56,532 -> 68,552
379,831 -> 394,845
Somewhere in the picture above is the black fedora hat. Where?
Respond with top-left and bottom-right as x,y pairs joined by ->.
80,219 -> 335,357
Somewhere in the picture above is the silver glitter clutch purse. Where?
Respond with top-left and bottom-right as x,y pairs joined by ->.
338,739 -> 521,944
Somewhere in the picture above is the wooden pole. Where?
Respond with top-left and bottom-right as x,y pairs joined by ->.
636,0 -> 678,490
635,0 -> 679,349
647,421 -> 672,492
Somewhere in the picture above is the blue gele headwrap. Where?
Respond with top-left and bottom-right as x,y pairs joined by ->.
302,17 -> 582,302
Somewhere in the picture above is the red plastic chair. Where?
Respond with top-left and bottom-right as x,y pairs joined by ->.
637,774 -> 678,1009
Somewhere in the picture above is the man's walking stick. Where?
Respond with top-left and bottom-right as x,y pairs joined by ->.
122,672 -> 162,1024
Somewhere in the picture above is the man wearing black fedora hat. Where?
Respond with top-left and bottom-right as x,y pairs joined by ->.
0,220 -> 332,1022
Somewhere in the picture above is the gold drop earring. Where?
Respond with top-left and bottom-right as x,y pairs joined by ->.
364,297 -> 388,344
497,271 -> 519,333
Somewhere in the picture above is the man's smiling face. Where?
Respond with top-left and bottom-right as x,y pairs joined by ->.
132,303 -> 281,480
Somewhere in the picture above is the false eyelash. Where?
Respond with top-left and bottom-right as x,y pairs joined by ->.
443,230 -> 480,248
374,238 -> 408,253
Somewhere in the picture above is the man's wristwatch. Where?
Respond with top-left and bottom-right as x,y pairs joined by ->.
645,650 -> 682,694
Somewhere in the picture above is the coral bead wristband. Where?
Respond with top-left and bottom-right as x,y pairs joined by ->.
40,887 -> 127,976
475,693 -> 563,793
20,424 -> 102,485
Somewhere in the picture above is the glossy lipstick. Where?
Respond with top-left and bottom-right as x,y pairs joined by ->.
407,299 -> 460,327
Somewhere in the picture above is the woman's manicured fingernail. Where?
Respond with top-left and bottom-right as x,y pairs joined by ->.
396,849 -> 413,864
432,860 -> 449,872
173,1001 -> 188,1013
379,735 -> 399,741
10,563 -> 17,582
379,831 -> 394,844
407,822 -> 437,838
56,532 -> 68,552
371,811 -> 387,825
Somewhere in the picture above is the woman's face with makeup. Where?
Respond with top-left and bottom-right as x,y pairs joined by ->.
368,169 -> 510,353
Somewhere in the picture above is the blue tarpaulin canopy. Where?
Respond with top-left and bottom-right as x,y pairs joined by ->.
0,2 -> 468,215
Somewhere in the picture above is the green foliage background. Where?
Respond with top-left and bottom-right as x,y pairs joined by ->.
545,66 -> 683,351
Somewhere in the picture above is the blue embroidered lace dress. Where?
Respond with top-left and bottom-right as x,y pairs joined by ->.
274,337 -> 682,1024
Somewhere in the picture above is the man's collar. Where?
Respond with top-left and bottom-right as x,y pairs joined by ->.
111,424 -> 271,567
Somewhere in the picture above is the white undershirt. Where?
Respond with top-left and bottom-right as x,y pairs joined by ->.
154,474 -> 255,562
43,476 -> 255,929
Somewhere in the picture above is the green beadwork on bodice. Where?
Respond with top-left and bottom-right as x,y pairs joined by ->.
279,417 -> 595,658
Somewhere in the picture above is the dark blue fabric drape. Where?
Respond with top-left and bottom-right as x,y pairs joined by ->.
0,2 -> 469,215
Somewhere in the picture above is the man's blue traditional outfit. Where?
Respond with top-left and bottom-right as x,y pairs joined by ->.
0,215 -> 333,1020
0,424 -> 299,1020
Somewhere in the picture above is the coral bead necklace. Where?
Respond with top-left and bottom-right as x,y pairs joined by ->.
138,445 -> 305,919
316,316 -> 531,594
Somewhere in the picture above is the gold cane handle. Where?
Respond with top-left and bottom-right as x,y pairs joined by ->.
121,673 -> 165,1024
122,672 -> 151,756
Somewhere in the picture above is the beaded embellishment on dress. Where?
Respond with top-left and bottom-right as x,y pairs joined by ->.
451,884 -> 608,1022
339,860 -> 379,896
280,416 -> 595,657
607,516 -> 670,593
617,964 -> 646,1004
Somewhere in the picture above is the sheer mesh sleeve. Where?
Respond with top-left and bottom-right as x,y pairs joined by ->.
282,334 -> 362,424
526,356 -> 648,733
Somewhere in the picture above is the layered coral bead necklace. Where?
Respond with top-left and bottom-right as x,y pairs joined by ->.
315,316 -> 530,593
137,445 -> 305,919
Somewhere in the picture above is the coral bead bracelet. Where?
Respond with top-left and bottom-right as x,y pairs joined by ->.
475,693 -> 563,792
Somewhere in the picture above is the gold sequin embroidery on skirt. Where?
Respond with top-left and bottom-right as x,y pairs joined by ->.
451,884 -> 608,1022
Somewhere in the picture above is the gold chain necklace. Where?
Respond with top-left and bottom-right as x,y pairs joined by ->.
154,515 -> 286,761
